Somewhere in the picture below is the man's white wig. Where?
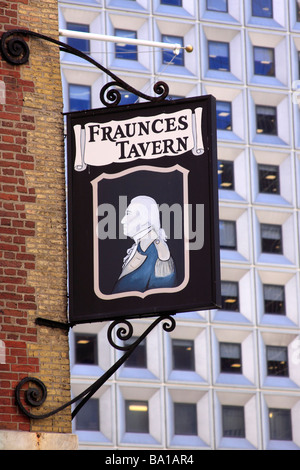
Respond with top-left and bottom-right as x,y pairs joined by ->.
130,195 -> 167,241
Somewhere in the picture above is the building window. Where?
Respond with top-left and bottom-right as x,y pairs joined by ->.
263,284 -> 285,315
222,405 -> 245,438
172,339 -> 195,371
260,223 -> 282,254
118,90 -> 138,105
258,164 -> 280,194
162,35 -> 184,66
256,105 -> 277,135
75,333 -> 97,365
115,29 -> 138,61
253,46 -> 275,76
66,22 -> 90,54
161,0 -> 182,5
216,101 -> 232,131
219,220 -> 237,250
174,403 -> 198,436
69,84 -> 91,112
269,408 -> 292,441
208,41 -> 230,71
267,346 -> 289,377
207,0 -> 228,12
297,1 -> 300,22
221,281 -> 239,311
218,160 -> 234,190
123,337 -> 147,369
125,400 -> 149,433
76,398 -> 100,431
220,342 -> 242,374
252,0 -> 273,18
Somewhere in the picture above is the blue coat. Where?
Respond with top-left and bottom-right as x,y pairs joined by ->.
113,239 -> 177,294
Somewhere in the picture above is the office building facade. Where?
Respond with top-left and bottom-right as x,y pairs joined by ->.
59,0 -> 300,449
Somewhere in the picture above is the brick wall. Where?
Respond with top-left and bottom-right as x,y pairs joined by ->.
0,0 -> 72,434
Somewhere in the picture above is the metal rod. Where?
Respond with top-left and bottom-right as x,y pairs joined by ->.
59,29 -> 193,54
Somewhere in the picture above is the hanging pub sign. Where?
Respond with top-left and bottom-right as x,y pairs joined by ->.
66,95 -> 221,324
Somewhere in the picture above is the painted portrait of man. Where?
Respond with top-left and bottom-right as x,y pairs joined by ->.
113,195 -> 177,294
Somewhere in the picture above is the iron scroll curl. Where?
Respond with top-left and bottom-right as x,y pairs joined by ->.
0,28 -> 169,106
14,316 -> 176,420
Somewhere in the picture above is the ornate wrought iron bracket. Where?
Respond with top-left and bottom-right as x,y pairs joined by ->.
15,315 -> 176,420
1,28 -> 174,420
0,28 -> 169,106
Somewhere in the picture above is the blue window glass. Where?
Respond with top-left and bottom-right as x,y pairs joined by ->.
254,46 -> 275,76
161,0 -> 182,5
115,29 -> 138,61
118,90 -> 138,105
216,101 -> 232,131
162,35 -> 184,66
66,23 -> 90,54
252,0 -> 273,18
208,41 -> 230,71
207,0 -> 228,12
69,84 -> 91,111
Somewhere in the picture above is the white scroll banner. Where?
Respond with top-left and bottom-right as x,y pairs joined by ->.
73,107 -> 204,171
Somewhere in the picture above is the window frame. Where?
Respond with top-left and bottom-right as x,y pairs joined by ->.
161,0 -> 182,6
266,345 -> 289,377
269,408 -> 293,441
174,402 -> 198,436
125,399 -> 149,434
220,342 -> 242,374
256,105 -> 278,136
260,223 -> 283,255
258,163 -> 280,195
221,280 -> 239,312
251,0 -> 273,18
172,338 -> 195,372
216,101 -> 232,131
74,332 -> 98,366
219,219 -> 237,251
68,83 -> 91,112
75,397 -> 100,432
208,40 -> 230,72
123,337 -> 147,369
66,22 -> 90,54
161,34 -> 184,66
253,45 -> 275,77
263,283 -> 285,315
206,0 -> 228,13
114,28 -> 138,61
222,405 -> 246,438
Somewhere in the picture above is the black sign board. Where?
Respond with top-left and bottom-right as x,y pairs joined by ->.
66,95 -> 220,324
